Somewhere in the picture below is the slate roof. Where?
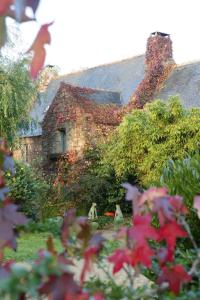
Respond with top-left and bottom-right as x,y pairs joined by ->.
154,61 -> 200,108
21,54 -> 145,137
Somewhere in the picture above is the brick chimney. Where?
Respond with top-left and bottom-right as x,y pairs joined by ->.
127,32 -> 175,110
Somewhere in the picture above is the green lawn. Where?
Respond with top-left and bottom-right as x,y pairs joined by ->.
5,233 -> 62,261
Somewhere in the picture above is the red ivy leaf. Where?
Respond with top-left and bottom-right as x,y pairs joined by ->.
39,273 -> 85,300
81,234 -> 104,282
158,221 -> 187,252
108,249 -> 131,274
0,0 -> 12,16
157,265 -> 191,295
93,292 -> 105,300
128,214 -> 159,246
131,241 -> 154,268
153,195 -> 187,226
138,187 -> 168,207
0,204 -> 27,250
28,22 -> 53,78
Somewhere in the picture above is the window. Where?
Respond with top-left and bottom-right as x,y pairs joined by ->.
50,128 -> 67,156
60,129 -> 66,153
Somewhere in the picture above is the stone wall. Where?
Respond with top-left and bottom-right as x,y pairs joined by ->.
13,136 -> 42,165
42,84 -> 119,173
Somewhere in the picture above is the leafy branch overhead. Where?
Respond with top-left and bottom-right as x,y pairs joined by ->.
0,0 -> 52,78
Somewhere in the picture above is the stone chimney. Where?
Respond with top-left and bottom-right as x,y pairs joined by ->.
146,32 -> 174,71
127,32 -> 175,110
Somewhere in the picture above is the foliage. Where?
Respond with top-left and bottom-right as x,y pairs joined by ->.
6,160 -> 49,220
160,153 -> 200,243
28,22 -> 53,78
2,142 -> 200,298
0,58 -> 37,145
103,97 -> 200,187
26,217 -> 63,236
0,0 -> 51,78
131,34 -> 174,108
54,147 -> 134,214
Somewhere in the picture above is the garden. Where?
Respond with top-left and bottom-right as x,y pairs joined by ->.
1,1 -> 200,299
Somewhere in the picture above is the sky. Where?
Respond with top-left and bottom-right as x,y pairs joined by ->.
15,0 -> 200,74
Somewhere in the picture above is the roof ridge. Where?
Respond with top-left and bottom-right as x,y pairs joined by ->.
59,82 -> 121,94
176,59 -> 200,68
57,54 -> 145,79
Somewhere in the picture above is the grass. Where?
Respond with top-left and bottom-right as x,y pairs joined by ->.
5,232 -> 62,261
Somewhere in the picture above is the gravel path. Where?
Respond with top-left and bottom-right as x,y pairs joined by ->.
71,230 -> 150,288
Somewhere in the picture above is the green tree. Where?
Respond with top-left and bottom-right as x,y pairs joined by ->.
102,97 -> 200,187
0,57 -> 37,145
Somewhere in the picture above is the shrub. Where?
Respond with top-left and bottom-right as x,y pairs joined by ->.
102,97 -> 200,187
6,161 -> 49,220
26,217 -> 63,236
55,147 -> 134,214
160,153 -> 200,243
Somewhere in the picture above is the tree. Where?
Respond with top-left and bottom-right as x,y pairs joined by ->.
0,57 -> 37,145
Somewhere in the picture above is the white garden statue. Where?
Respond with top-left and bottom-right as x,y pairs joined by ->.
88,202 -> 97,220
114,204 -> 123,223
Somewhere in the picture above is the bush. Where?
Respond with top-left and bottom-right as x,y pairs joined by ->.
6,161 -> 49,220
55,147 -> 134,214
26,217 -> 63,236
160,153 -> 200,243
102,97 -> 200,187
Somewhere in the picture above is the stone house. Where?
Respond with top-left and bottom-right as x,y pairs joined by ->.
42,84 -> 121,171
15,32 -> 200,168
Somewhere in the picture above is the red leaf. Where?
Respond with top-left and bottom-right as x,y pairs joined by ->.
108,249 -> 131,274
93,292 -> 105,300
138,187 -> 168,207
28,22 -> 53,78
0,0 -> 12,16
81,246 -> 98,283
0,204 -> 27,250
157,265 -> 191,295
81,234 -> 104,282
153,195 -> 187,226
194,196 -> 200,218
131,242 -> 154,268
39,273 -> 84,300
128,214 -> 159,246
158,221 -> 187,252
